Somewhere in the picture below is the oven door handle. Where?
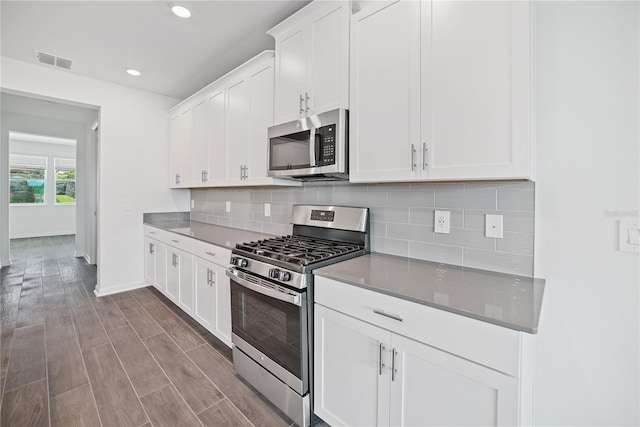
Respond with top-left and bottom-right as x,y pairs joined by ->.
226,269 -> 301,306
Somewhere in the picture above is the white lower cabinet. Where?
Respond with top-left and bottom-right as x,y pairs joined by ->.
144,225 -> 232,347
193,256 -> 232,347
314,277 -> 530,427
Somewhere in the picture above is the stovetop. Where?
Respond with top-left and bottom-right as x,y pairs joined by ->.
235,235 -> 364,267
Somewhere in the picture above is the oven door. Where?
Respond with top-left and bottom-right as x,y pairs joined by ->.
226,268 -> 308,395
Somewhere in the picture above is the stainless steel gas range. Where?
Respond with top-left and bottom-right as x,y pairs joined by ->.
226,205 -> 370,427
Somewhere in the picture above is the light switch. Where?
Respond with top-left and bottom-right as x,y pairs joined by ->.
619,219 -> 640,253
264,203 -> 271,217
225,201 -> 231,213
190,199 -> 195,209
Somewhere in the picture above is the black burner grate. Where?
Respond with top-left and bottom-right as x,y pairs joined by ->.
235,235 -> 363,266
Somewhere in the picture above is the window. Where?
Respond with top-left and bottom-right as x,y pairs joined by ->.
9,155 -> 47,204
55,157 -> 76,204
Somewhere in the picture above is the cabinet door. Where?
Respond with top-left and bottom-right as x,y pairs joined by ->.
144,237 -> 156,284
193,257 -> 213,330
168,114 -> 182,187
389,333 -> 519,427
154,242 -> 167,293
349,0 -> 421,183
177,250 -> 193,315
166,249 -> 179,302
314,305 -> 391,427
191,99 -> 209,186
211,262 -> 232,347
273,27 -> 307,124
423,1 -> 530,180
307,2 -> 349,116
207,89 -> 226,184
246,61 -> 274,183
225,78 -> 248,183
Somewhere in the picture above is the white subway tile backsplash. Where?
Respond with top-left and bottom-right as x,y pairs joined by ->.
463,248 -> 533,276
435,189 -> 497,210
435,228 -> 495,251
496,232 -> 534,256
409,242 -> 463,265
387,190 -> 434,208
497,190 -> 535,211
191,181 -> 534,275
371,238 -> 409,258
387,223 -> 434,243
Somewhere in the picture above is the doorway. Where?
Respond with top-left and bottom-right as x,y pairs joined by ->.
1,91 -> 99,268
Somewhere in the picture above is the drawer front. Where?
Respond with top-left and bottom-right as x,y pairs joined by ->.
144,226 -> 193,252
191,238 -> 231,268
315,276 -> 521,377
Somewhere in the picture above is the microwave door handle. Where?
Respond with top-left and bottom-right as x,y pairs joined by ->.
309,130 -> 317,167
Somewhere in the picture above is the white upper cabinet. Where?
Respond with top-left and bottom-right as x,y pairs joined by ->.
269,1 -> 350,124
168,51 -> 299,188
349,0 -> 532,183
349,0 -> 421,183
169,106 -> 194,188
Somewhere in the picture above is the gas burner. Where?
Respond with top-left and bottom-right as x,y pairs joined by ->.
235,235 -> 363,267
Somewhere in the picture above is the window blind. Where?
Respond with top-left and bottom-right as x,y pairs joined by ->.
10,154 -> 47,169
54,157 -> 76,170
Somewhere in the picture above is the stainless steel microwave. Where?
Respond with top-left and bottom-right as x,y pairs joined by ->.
267,108 -> 348,181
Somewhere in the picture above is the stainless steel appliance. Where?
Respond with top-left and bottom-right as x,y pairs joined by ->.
226,205 -> 369,427
267,108 -> 348,181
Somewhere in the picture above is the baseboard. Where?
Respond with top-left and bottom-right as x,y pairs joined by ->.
94,280 -> 149,298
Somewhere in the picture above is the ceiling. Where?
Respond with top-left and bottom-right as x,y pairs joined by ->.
1,92 -> 98,124
0,1 -> 311,100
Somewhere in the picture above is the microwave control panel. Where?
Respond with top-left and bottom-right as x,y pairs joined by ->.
317,124 -> 336,166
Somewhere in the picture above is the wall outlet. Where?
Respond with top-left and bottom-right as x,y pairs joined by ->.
485,214 -> 504,238
264,203 -> 271,217
434,210 -> 450,234
225,201 -> 231,213
190,199 -> 195,209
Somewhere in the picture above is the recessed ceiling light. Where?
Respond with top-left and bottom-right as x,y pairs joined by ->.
171,5 -> 191,19
126,69 -> 141,77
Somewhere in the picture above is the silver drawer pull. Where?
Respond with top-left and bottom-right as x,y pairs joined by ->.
148,231 -> 155,234
171,239 -> 179,243
373,309 -> 403,322
205,251 -> 216,257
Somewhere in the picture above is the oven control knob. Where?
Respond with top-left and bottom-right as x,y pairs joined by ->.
231,257 -> 248,268
269,269 -> 280,279
278,271 -> 291,281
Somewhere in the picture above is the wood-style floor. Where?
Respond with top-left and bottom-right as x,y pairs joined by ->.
0,235 -> 294,427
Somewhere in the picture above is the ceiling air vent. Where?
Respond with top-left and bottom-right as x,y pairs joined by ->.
34,50 -> 73,70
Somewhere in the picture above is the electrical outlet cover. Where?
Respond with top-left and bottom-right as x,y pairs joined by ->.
434,210 -> 450,234
225,201 -> 231,213
485,214 -> 504,238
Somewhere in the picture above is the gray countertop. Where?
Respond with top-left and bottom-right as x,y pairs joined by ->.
314,253 -> 545,334
143,212 -> 273,250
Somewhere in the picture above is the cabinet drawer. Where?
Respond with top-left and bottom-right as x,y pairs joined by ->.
315,276 -> 521,377
144,226 -> 193,252
191,239 -> 231,267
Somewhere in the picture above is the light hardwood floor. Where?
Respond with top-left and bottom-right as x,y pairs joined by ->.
0,235 -> 295,427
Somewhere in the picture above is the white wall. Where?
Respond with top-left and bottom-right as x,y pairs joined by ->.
0,57 -> 189,295
534,2 -> 639,425
9,138 -> 76,238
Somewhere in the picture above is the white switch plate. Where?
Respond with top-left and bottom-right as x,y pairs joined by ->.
190,199 -> 195,209
264,203 -> 271,217
485,214 -> 503,238
225,201 -> 231,213
434,210 -> 450,234
619,219 -> 640,253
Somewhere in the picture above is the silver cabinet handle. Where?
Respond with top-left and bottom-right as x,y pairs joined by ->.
423,143 -> 428,170
175,173 -> 181,184
379,342 -> 386,375
410,144 -> 416,171
171,253 -> 176,267
299,94 -> 305,114
373,309 -> 404,322
205,251 -> 216,257
149,231 -> 155,234
149,243 -> 154,254
206,268 -> 212,286
204,170 -> 208,182
305,92 -> 310,112
392,348 -> 398,381
171,239 -> 179,244
211,270 -> 216,286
